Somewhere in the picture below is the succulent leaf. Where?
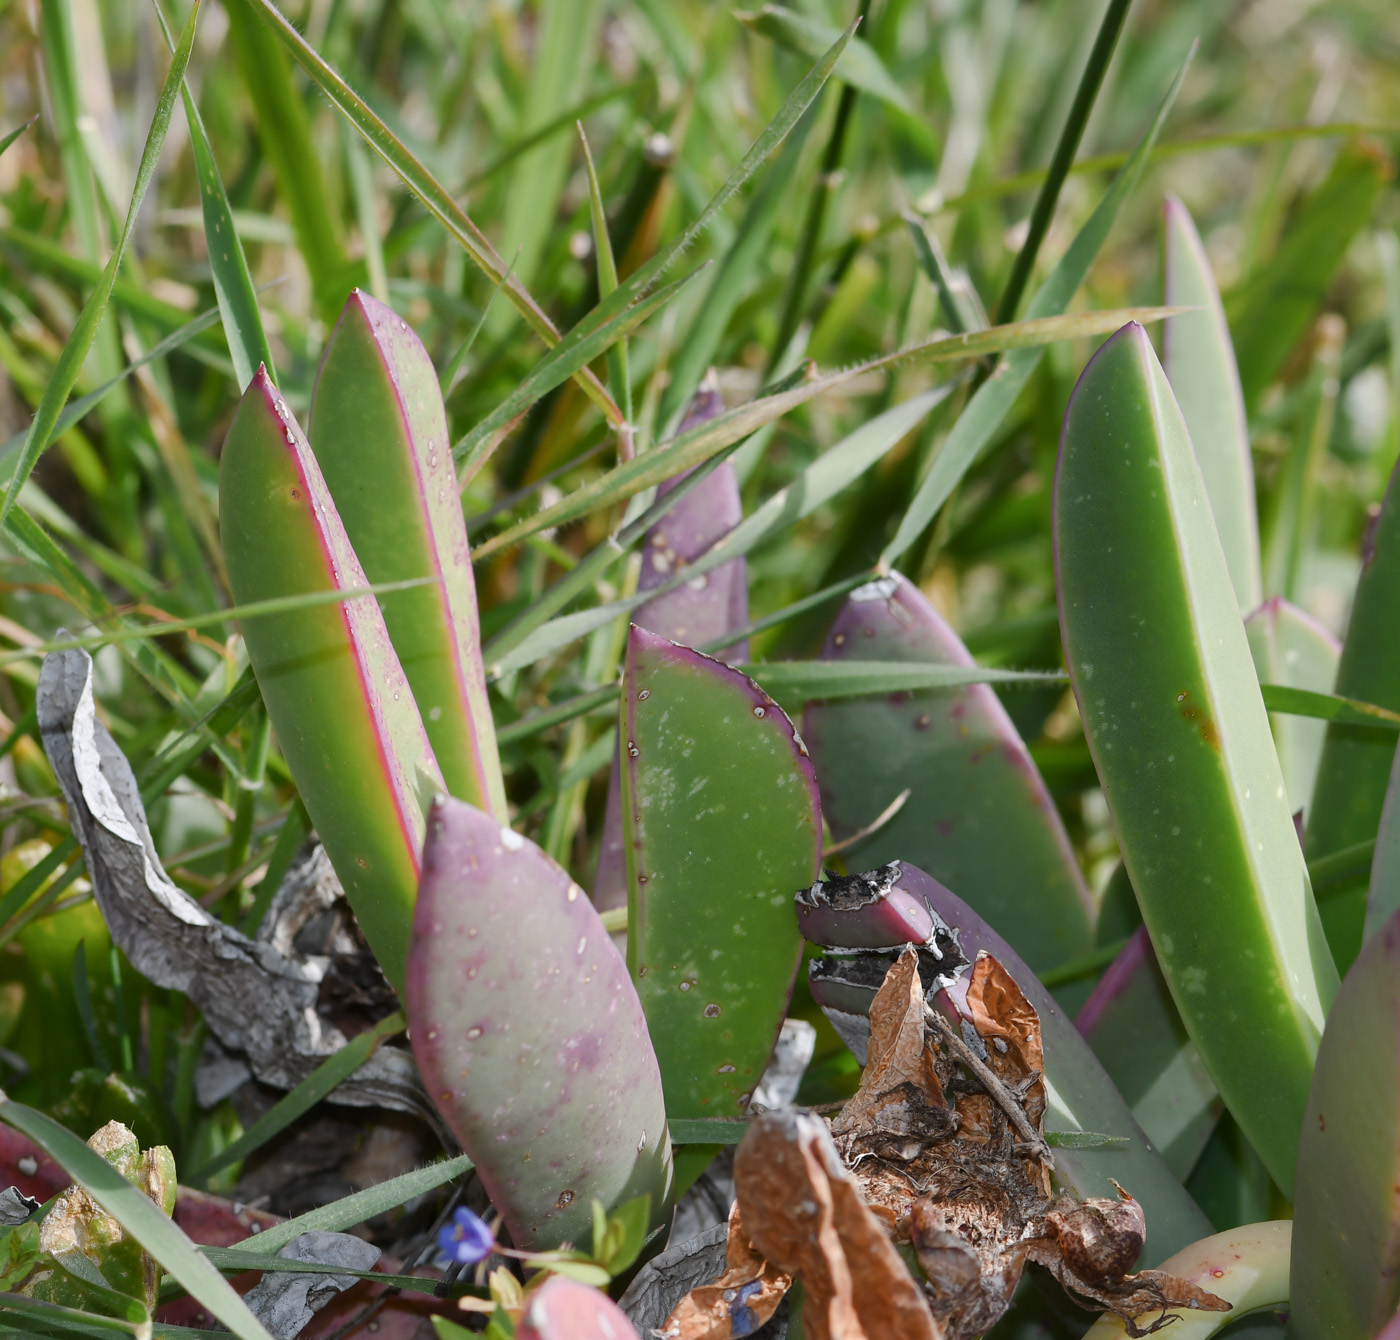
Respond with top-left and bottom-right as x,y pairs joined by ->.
220,366 -> 445,991
311,290 -> 506,819
1289,905 -> 1400,1337
1305,455 -> 1400,969
1245,597 -> 1339,819
621,627 -> 821,1118
1076,927 -> 1221,1180
406,795 -> 672,1250
1162,195 -> 1261,612
1055,322 -> 1338,1196
802,572 -> 1094,975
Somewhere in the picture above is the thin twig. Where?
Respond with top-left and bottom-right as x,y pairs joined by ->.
823,788 -> 911,857
925,1007 -> 1054,1167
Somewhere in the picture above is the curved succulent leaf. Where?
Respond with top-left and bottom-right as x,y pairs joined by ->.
310,290 -> 506,819
621,627 -> 821,1118
1305,457 -> 1400,969
1290,905 -> 1400,1337
1367,747 -> 1400,944
1246,597 -> 1339,818
1076,927 -> 1221,1180
220,367 -> 444,990
1162,194 -> 1260,612
406,795 -> 672,1250
1055,322 -> 1338,1196
802,572 -> 1094,974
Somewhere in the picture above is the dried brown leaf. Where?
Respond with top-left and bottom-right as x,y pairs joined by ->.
734,1110 -> 941,1340
832,947 -> 949,1148
1028,1191 -> 1230,1337
657,1203 -> 792,1340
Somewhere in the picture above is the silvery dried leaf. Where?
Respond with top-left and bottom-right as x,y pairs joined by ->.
620,1222 -> 730,1336
36,648 -> 429,1121
241,1230 -> 382,1339
0,1187 -> 39,1227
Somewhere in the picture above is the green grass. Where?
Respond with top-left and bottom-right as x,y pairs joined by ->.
0,0 -> 1397,1332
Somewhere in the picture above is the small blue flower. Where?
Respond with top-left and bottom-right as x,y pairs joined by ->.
438,1207 -> 495,1265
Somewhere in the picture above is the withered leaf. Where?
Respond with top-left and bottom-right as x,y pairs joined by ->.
657,1202 -> 792,1340
36,648 -> 432,1123
1028,1189 -> 1230,1337
831,947 -> 951,1154
734,1110 -> 941,1340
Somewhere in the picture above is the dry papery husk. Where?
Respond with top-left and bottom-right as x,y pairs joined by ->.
660,947 -> 1229,1340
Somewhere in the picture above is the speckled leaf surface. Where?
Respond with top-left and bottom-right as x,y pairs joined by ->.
1163,195 -> 1261,612
1245,596 -> 1339,819
219,367 -> 443,991
1055,322 -> 1338,1197
1305,457 -> 1400,970
802,572 -> 1093,974
1076,926 -> 1221,1180
406,796 -> 672,1250
1290,905 -> 1400,1339
310,290 -> 506,819
621,626 -> 821,1118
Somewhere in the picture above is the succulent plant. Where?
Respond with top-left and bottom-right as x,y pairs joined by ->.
4,39 -> 1397,1327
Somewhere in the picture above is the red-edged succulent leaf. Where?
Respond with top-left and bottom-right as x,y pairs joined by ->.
220,367 -> 444,990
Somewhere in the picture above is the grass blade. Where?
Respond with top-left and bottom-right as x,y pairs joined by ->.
233,0 -> 622,427
191,1012 -> 406,1181
454,267 -> 702,474
993,0 -> 1132,322
579,123 -> 630,424
224,0 -> 345,322
1259,684 -> 1400,729
0,115 -> 38,160
0,0 -> 202,530
0,1099 -> 274,1340
881,48 -> 1193,567
0,300 -> 229,474
153,5 -> 273,390
476,306 -> 1178,565
227,1154 -> 474,1257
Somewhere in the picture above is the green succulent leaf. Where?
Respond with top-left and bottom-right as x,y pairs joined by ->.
220,368 -> 445,992
1076,928 -> 1222,1180
1290,906 -> 1400,1337
1305,455 -> 1400,970
311,291 -> 506,818
1055,321 -> 1339,1196
407,796 -> 671,1250
1247,600 -> 1340,816
802,573 -> 1094,976
1163,195 -> 1260,611
622,628 -> 821,1119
